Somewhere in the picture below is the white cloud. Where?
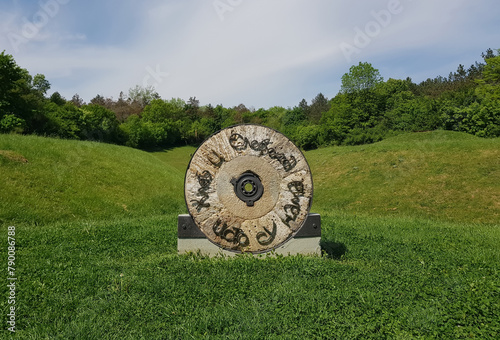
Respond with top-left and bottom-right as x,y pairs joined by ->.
1,0 -> 499,108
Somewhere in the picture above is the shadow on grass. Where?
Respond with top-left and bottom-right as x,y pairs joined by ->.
320,240 -> 347,259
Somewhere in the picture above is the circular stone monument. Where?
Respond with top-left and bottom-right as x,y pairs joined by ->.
184,124 -> 313,253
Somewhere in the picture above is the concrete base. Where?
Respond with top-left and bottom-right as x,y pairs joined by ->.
178,236 -> 321,257
177,213 -> 321,257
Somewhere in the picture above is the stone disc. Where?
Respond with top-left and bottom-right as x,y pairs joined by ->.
184,124 -> 313,253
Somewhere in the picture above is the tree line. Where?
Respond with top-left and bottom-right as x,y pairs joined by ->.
1,48 -> 499,150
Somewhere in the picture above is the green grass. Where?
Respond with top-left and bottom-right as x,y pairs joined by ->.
0,135 -> 185,224
308,131 -> 500,224
3,214 -> 499,339
151,145 -> 197,173
0,131 -> 499,338
2,131 -> 497,225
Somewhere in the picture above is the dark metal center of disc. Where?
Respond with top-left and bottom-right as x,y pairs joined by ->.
230,171 -> 264,206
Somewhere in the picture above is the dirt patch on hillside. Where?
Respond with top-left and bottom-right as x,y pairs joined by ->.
0,150 -> 28,163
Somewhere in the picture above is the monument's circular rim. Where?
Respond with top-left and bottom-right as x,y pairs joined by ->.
183,123 -> 314,254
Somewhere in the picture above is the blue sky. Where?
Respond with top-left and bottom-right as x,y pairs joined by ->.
1,0 -> 499,108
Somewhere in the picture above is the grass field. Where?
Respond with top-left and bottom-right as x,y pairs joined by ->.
1,131 -> 499,339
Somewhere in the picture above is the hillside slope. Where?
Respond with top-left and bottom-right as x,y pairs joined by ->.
1,131 -> 498,225
0,134 -> 185,224
307,131 -> 500,224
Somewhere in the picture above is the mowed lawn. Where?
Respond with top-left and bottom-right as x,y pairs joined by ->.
0,131 -> 499,339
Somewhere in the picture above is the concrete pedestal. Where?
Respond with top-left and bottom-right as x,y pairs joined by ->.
177,213 -> 321,257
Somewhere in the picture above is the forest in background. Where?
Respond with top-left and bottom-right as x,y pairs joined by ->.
1,48 -> 499,150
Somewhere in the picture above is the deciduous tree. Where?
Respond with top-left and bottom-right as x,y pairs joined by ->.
128,85 -> 159,108
340,62 -> 383,94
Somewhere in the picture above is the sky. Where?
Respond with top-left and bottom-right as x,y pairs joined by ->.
1,0 -> 499,109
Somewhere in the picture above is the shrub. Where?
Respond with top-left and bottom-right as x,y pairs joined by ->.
294,125 -> 321,150
0,114 -> 26,133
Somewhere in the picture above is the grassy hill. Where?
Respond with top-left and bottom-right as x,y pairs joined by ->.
0,131 -> 499,338
1,130 -> 498,225
0,134 -> 185,224
308,130 -> 500,224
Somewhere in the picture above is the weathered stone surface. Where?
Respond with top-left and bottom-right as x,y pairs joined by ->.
184,124 -> 313,253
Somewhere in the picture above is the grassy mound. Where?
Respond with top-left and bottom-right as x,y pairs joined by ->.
0,134 -> 185,224
2,130 -> 498,224
308,130 -> 500,224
